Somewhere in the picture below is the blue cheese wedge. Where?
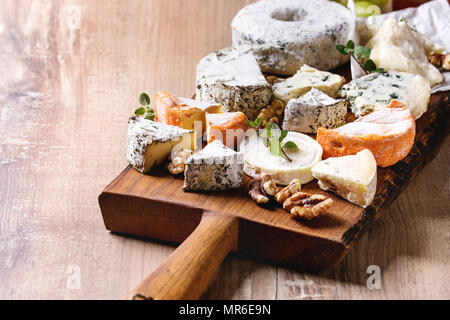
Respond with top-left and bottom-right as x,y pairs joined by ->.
311,149 -> 377,208
183,140 -> 244,191
273,65 -> 346,103
282,88 -> 347,134
195,46 -> 272,120
126,116 -> 195,173
338,71 -> 430,119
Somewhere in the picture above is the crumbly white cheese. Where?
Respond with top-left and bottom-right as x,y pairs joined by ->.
311,149 -> 377,208
195,46 -> 272,120
338,71 -> 430,119
231,0 -> 354,75
366,19 -> 444,87
283,88 -> 347,134
273,65 -> 346,102
240,130 -> 323,185
125,117 -> 195,173
183,140 -> 244,191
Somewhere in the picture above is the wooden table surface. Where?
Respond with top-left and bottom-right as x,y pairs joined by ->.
0,0 -> 449,300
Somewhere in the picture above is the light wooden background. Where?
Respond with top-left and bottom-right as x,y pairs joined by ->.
0,0 -> 448,300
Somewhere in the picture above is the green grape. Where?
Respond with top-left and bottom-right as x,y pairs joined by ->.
354,1 -> 381,17
366,0 -> 388,7
331,0 -> 348,7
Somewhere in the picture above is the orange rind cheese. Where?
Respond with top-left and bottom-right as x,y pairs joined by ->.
316,101 -> 416,167
154,91 -> 222,132
206,112 -> 248,149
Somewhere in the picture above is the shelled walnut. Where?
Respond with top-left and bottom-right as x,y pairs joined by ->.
428,52 -> 450,71
167,149 -> 193,175
264,75 -> 281,86
275,179 -> 302,204
257,99 -> 285,127
248,179 -> 270,204
283,192 -> 333,220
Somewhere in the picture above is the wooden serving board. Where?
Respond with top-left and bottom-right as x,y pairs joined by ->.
99,91 -> 448,300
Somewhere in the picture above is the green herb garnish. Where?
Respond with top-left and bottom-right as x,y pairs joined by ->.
135,92 -> 155,120
336,40 -> 385,74
247,118 -> 298,162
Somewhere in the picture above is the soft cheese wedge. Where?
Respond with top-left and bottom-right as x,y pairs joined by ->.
312,150 -> 377,208
126,116 -> 196,173
316,101 -> 416,168
273,65 -> 346,103
154,91 -> 222,132
183,140 -> 244,191
338,71 -> 430,119
282,88 -> 347,134
240,130 -> 323,185
206,111 -> 248,149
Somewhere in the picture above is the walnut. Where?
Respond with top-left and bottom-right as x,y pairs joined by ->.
257,99 -> 285,127
283,192 -> 333,220
261,173 -> 278,196
249,179 -> 270,204
275,179 -> 302,204
428,52 -> 450,71
265,75 -> 281,86
167,149 -> 193,175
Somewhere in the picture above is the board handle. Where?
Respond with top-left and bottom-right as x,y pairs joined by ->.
126,211 -> 239,300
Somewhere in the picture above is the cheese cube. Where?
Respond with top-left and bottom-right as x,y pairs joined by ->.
183,140 -> 244,191
282,88 -> 347,134
311,149 -> 377,208
126,117 -> 196,173
273,65 -> 346,103
206,112 -> 248,149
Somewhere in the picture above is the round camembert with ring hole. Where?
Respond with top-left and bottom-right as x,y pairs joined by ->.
239,130 -> 323,185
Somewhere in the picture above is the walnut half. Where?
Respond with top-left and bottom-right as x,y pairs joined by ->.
167,149 -> 193,175
283,192 -> 333,220
257,99 -> 285,127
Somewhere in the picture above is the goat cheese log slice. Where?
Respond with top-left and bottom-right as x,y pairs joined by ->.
240,130 -> 323,185
126,116 -> 196,173
183,140 -> 244,192
273,65 -> 346,103
206,112 -> 248,149
312,150 -> 377,208
196,46 -> 272,120
231,0 -> 354,76
154,91 -> 222,132
338,71 -> 430,119
316,101 -> 416,168
282,88 -> 347,134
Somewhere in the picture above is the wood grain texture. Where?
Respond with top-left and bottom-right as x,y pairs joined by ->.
0,0 -> 449,300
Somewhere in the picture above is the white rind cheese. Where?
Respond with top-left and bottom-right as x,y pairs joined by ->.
231,0 -> 354,75
367,19 -> 443,88
338,71 -> 430,119
240,130 -> 323,185
195,46 -> 272,120
311,149 -> 377,208
183,140 -> 244,191
126,116 -> 195,173
283,88 -> 347,134
273,65 -> 346,103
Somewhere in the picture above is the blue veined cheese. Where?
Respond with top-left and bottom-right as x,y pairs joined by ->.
126,117 -> 196,173
231,0 -> 354,75
282,88 -> 347,134
312,149 -> 377,208
183,140 -> 244,191
195,46 -> 272,120
273,65 -> 346,103
338,71 -> 430,119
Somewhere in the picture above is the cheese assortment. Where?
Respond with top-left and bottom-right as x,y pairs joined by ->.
124,1 -> 448,219
316,101 -> 416,168
312,150 -> 377,208
183,140 -> 244,192
282,88 -> 347,134
273,65 -> 346,103
126,116 -> 196,174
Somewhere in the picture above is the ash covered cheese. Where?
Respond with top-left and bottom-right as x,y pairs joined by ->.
273,65 -> 346,103
231,0 -> 354,75
183,140 -> 244,191
312,149 -> 377,208
282,88 -> 347,134
338,71 -> 430,119
195,46 -> 272,120
126,116 -> 195,173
